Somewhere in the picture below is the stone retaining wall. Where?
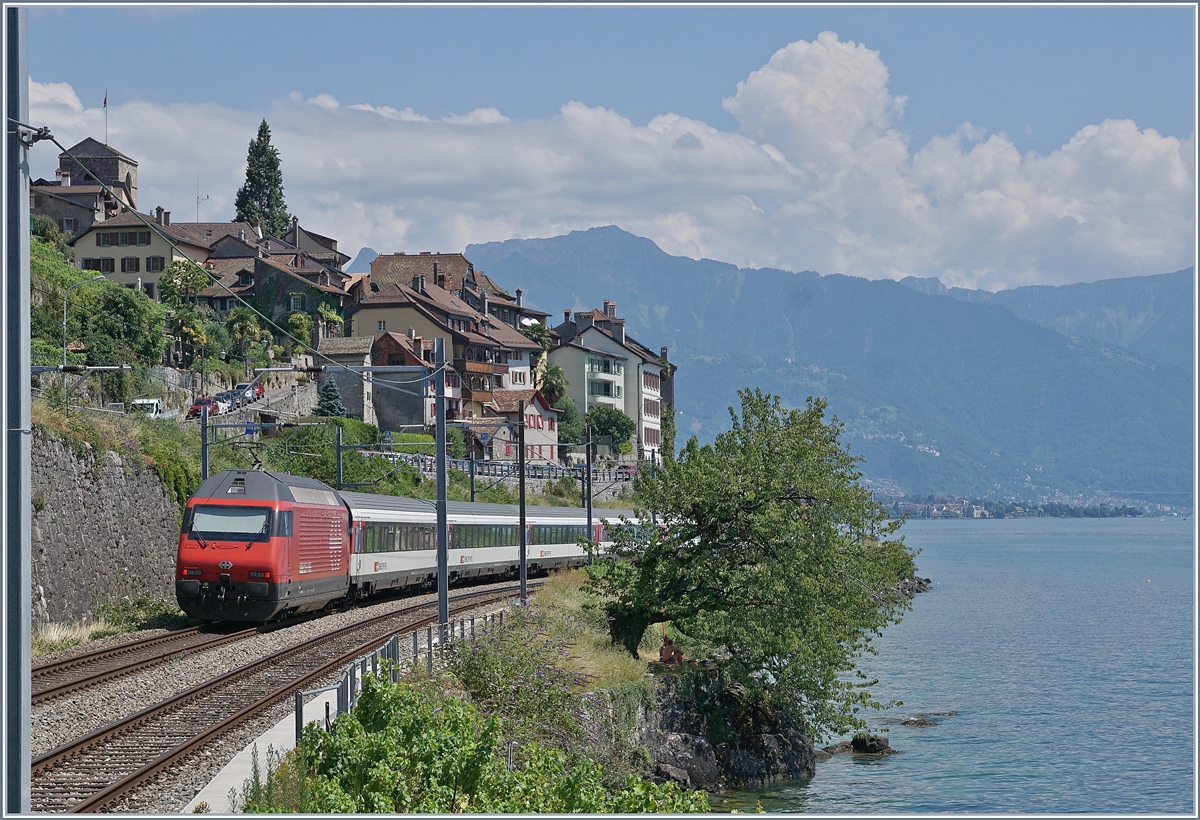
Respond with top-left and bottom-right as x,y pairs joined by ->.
30,427 -> 181,628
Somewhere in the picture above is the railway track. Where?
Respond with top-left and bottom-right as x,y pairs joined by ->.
31,585 -> 531,814
32,627 -> 258,706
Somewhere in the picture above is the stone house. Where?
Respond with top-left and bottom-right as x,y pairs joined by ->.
316,336 -> 376,425
485,389 -> 562,463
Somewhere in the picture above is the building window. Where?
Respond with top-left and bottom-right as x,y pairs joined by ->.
146,256 -> 165,272
289,294 -> 306,312
644,371 -> 660,391
117,231 -> 130,246
136,231 -> 151,245
644,398 -> 660,418
121,256 -> 139,273
644,426 -> 661,447
32,195 -> 41,208
83,257 -> 115,273
239,272 -> 252,286
511,350 -> 522,362
511,370 -> 526,385
377,320 -> 386,331
96,232 -> 112,247
61,218 -> 75,233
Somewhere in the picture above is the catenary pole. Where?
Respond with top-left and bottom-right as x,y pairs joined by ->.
200,403 -> 209,479
518,400 -> 527,604
435,339 -> 448,632
585,424 -> 593,545
5,8 -> 32,811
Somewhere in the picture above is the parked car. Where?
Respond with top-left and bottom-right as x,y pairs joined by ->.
235,382 -> 261,403
186,397 -> 219,419
214,392 -> 236,413
616,464 -> 639,480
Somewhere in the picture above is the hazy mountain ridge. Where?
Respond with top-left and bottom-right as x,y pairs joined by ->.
899,269 -> 1194,372
467,227 -> 1192,503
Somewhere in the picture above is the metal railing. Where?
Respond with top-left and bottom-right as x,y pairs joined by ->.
361,450 -> 640,483
293,609 -> 506,745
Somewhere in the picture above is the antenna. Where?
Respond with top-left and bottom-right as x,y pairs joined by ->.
195,174 -> 209,221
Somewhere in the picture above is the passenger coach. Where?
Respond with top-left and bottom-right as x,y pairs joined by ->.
176,470 -> 628,623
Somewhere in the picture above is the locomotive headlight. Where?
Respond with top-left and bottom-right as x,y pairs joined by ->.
248,571 -> 271,579
182,568 -> 201,577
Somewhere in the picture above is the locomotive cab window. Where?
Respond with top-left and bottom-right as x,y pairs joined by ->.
186,505 -> 273,542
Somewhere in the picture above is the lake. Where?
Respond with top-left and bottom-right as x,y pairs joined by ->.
714,517 -> 1194,814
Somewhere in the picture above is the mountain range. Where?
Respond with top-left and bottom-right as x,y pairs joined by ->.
465,227 -> 1192,505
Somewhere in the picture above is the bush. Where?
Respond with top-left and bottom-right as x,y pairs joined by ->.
92,595 -> 189,631
239,675 -> 708,813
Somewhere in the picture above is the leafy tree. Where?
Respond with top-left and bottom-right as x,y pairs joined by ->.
84,285 -> 167,364
585,405 -> 636,454
587,389 -> 917,740
158,260 -> 210,308
226,305 -> 266,359
313,377 -> 348,418
553,397 -> 584,444
660,403 -> 677,460
446,426 -> 468,459
536,363 -> 568,406
234,119 -> 291,238
284,311 -> 313,350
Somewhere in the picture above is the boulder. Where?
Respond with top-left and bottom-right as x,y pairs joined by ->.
851,733 -> 893,755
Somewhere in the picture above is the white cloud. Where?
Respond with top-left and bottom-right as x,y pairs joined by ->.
28,32 -> 1195,290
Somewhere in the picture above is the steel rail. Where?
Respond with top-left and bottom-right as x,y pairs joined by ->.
30,584 -> 531,813
31,627 -> 258,705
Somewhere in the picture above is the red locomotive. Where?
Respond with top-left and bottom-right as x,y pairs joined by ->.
176,470 -> 352,622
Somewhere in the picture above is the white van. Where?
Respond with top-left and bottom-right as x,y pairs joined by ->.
130,398 -> 167,418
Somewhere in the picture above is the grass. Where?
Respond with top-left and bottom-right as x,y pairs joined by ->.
530,569 -> 652,687
32,595 -> 191,658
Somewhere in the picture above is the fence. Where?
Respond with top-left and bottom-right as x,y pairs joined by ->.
293,609 -> 506,745
361,450 -> 639,483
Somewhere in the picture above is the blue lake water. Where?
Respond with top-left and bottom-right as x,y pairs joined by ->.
714,518 -> 1195,814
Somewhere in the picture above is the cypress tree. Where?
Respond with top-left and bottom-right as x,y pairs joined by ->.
314,377 -> 348,418
234,119 -> 291,237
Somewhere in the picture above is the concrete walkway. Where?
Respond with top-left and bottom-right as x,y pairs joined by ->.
181,690 -> 338,814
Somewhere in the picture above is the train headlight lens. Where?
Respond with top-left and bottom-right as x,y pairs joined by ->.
182,568 -> 201,577
248,571 -> 270,579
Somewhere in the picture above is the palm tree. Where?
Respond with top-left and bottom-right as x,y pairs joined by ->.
537,364 -> 568,406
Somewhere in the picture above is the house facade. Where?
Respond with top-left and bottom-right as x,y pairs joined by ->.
485,389 -> 561,463
551,300 -> 674,461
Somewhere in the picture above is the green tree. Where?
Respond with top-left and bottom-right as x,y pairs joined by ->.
84,285 -> 167,364
446,426 -> 468,459
585,405 -> 636,454
284,311 -> 313,350
587,389 -> 917,740
553,397 -> 584,444
660,403 -> 677,460
234,119 -> 291,238
520,321 -> 552,351
313,377 -> 348,418
226,305 -> 265,359
158,260 -> 210,309
536,363 -> 568,406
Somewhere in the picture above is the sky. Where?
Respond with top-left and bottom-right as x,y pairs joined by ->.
26,4 -> 1198,291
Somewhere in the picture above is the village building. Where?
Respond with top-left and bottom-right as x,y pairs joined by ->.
485,389 -> 561,463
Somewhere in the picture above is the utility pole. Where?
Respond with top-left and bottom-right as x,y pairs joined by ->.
434,338 -> 448,633
5,7 -> 32,811
585,424 -> 594,543
335,424 -> 343,490
518,399 -> 527,605
468,452 -> 476,503
200,403 -> 209,479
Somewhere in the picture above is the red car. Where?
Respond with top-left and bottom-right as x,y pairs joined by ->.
186,397 -> 219,419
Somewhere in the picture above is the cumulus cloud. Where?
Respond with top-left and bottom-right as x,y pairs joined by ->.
28,32 -> 1194,290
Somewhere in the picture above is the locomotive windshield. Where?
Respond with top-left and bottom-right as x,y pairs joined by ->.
186,505 -> 273,542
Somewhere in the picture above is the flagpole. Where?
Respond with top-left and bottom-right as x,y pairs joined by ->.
103,88 -> 107,145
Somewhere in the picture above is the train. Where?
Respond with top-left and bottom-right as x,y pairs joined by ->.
175,469 -> 629,623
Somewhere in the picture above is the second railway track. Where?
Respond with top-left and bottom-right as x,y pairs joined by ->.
31,584 -> 532,814
32,626 -> 259,706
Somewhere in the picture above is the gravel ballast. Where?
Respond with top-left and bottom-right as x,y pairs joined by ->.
32,581 -> 526,813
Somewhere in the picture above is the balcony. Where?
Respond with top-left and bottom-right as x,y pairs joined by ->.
461,387 -> 493,404
492,363 -> 509,376
455,358 -> 494,375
